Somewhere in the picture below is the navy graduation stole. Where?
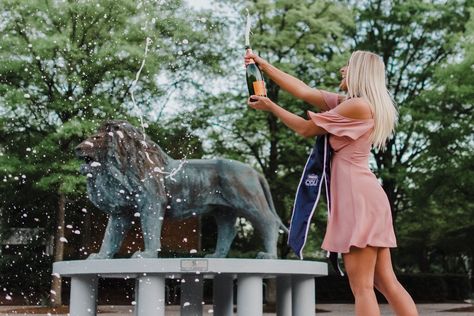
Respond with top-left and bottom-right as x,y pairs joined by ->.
288,134 -> 344,276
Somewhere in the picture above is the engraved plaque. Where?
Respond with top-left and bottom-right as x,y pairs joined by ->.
180,259 -> 209,272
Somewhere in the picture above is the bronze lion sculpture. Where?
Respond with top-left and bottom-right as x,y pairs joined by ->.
75,120 -> 287,259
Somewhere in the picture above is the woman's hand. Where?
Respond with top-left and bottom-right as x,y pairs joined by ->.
247,96 -> 325,137
244,51 -> 268,69
247,95 -> 275,112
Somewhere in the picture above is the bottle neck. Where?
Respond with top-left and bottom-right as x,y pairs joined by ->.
245,47 -> 255,64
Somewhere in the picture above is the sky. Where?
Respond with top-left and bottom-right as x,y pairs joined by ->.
186,0 -> 213,10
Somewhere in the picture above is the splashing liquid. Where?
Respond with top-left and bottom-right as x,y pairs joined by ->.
130,36 -> 186,180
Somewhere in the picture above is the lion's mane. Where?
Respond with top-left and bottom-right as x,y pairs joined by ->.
83,120 -> 171,214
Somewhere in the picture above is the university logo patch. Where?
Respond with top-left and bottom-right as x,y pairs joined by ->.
305,174 -> 319,186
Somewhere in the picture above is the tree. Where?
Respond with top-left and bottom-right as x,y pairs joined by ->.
347,0 -> 473,274
186,0 -> 474,271
350,0 -> 472,221
0,0 -> 224,305
186,0 -> 354,258
397,6 -> 474,274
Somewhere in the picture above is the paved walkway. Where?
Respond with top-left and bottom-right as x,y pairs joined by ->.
0,304 -> 473,315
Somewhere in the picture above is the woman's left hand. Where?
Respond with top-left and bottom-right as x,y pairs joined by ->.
247,95 -> 274,112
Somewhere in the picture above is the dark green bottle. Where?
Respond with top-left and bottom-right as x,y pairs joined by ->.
245,46 -> 266,101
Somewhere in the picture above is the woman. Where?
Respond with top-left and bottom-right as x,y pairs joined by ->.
244,50 -> 418,316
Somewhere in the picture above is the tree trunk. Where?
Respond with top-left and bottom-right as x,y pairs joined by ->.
50,192 -> 66,306
264,79 -> 280,186
418,248 -> 430,273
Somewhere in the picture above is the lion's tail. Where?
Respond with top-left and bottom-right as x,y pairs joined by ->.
258,173 -> 289,234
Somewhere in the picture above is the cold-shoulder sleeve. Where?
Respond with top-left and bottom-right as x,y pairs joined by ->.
321,90 -> 343,110
307,110 -> 374,140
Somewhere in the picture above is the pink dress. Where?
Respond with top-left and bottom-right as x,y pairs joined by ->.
307,91 -> 397,253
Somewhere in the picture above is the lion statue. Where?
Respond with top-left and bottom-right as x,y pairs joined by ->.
75,120 -> 288,259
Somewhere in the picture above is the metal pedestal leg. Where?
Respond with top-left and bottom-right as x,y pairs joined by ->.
276,275 -> 291,316
70,275 -> 98,316
181,274 -> 203,316
135,275 -> 165,316
237,275 -> 263,316
213,274 -> 233,316
292,275 -> 315,316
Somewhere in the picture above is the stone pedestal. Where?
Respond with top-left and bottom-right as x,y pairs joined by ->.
53,258 -> 327,316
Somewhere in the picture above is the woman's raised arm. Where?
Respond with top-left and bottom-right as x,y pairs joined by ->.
244,51 -> 333,111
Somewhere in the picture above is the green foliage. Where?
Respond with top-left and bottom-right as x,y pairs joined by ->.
0,1 -> 225,277
346,0 -> 473,218
186,0 -> 354,256
0,0 -> 472,291
393,4 -> 474,274
181,0 -> 474,267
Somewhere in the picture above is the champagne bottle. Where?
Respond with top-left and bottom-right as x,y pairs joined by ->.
245,11 -> 266,101
245,46 -> 266,101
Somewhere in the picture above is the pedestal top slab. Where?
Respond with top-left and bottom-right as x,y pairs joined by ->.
53,258 -> 328,278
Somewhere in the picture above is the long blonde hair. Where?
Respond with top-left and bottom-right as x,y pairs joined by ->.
346,50 -> 398,150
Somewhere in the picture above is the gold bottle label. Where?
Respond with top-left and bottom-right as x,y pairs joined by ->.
253,80 -> 266,96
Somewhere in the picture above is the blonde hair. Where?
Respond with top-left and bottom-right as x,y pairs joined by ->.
346,50 -> 398,150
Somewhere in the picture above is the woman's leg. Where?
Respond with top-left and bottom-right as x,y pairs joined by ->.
343,246 -> 380,316
374,248 -> 418,316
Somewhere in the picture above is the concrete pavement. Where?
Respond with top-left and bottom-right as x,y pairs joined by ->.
0,303 -> 473,315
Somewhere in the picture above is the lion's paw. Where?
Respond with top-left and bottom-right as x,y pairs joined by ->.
87,252 -> 113,260
256,252 -> 277,259
132,250 -> 158,259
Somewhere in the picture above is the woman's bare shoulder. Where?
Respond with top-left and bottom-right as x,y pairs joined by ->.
334,97 -> 373,120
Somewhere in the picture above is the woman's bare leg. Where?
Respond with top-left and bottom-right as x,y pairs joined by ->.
374,248 -> 419,316
343,246 -> 380,316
